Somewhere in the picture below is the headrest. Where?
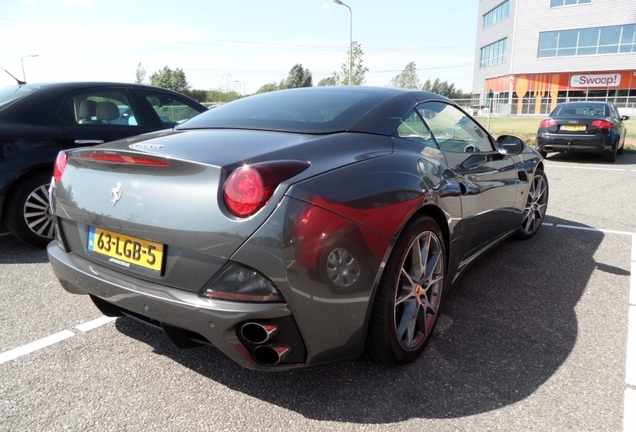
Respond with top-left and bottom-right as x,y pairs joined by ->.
79,100 -> 97,117
96,102 -> 120,121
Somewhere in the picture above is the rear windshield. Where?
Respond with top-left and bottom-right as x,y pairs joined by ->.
552,104 -> 608,117
177,87 -> 389,133
0,85 -> 38,111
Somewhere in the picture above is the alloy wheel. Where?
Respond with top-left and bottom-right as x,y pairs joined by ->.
521,173 -> 548,237
393,230 -> 444,351
23,184 -> 55,240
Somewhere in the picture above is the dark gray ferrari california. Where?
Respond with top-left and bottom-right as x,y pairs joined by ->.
47,86 -> 549,371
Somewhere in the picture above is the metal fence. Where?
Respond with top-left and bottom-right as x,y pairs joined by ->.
451,96 -> 636,117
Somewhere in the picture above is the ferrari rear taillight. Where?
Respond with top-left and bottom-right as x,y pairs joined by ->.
200,262 -> 283,302
539,119 -> 557,128
591,119 -> 612,130
53,151 -> 69,184
81,153 -> 170,166
223,160 -> 310,218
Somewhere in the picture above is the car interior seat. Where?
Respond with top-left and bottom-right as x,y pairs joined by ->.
563,108 -> 576,115
95,102 -> 120,124
78,100 -> 97,124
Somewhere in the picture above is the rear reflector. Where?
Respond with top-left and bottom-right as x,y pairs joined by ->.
81,153 -> 170,166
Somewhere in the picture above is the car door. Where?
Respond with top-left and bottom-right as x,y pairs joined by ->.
418,101 -> 520,257
59,88 -> 158,148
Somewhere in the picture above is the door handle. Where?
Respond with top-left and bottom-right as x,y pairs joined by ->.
74,139 -> 104,144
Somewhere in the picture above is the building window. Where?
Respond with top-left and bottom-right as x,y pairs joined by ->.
550,0 -> 592,7
483,0 -> 510,29
480,39 -> 508,67
538,24 -> 636,57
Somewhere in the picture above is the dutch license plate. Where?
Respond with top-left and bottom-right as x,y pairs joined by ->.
88,226 -> 164,272
561,124 -> 587,132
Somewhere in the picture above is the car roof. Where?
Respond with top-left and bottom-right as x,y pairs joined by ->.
179,86 -> 451,135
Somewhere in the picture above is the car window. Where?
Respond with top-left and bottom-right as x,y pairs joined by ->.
394,109 -> 437,148
140,91 -> 202,128
66,91 -> 141,126
552,104 -> 607,117
417,101 -> 493,153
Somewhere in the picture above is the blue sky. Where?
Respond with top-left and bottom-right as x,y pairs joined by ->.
0,0 -> 478,93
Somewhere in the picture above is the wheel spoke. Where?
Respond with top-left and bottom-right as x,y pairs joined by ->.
396,298 -> 419,343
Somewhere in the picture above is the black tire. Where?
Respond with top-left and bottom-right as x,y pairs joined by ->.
516,169 -> 549,240
365,215 -> 446,366
617,136 -> 624,155
4,171 -> 55,248
604,141 -> 618,162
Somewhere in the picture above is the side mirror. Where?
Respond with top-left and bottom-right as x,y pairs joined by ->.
621,115 -> 630,121
496,135 -> 525,155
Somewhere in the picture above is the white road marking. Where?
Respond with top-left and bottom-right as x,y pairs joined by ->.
0,315 -> 117,365
76,316 -> 117,332
0,330 -> 75,365
546,163 -> 631,172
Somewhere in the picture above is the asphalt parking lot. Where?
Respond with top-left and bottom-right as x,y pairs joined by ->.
1,151 -> 635,431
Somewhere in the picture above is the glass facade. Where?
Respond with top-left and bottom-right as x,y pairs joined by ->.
538,24 -> 636,57
483,0 -> 510,29
480,38 -> 508,67
550,0 -> 592,7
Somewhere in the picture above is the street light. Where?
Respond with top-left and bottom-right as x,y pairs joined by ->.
21,54 -> 38,83
333,0 -> 352,86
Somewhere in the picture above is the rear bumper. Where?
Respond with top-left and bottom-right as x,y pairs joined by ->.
47,242 -> 307,371
536,133 -> 613,154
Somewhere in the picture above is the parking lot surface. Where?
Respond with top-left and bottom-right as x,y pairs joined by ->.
1,152 -> 635,431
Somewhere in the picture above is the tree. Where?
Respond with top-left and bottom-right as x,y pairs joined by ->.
149,66 -> 191,93
317,72 -> 340,87
134,62 -> 146,85
323,41 -> 369,86
422,78 -> 471,99
256,82 -> 280,94
340,41 -> 369,86
389,61 -> 421,89
281,64 -> 313,89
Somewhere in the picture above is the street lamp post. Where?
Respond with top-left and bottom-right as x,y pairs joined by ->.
333,0 -> 352,86
21,54 -> 39,83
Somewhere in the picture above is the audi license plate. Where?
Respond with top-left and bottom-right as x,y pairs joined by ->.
561,124 -> 587,132
88,226 -> 164,272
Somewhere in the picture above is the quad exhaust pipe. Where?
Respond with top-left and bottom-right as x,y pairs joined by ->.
253,344 -> 291,366
240,322 -> 291,365
240,322 -> 279,344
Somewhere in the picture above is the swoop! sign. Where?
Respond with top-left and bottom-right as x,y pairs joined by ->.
570,74 -> 621,87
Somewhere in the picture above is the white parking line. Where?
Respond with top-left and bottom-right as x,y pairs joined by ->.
546,163 -> 634,172
76,316 -> 117,332
0,330 -> 75,365
0,315 -> 117,365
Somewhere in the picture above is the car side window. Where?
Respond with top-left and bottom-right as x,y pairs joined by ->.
67,91 -> 140,126
140,91 -> 202,128
418,101 -> 493,153
394,109 -> 437,148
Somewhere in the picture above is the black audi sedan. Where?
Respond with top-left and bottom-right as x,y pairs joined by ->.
0,82 -> 207,247
536,101 -> 629,162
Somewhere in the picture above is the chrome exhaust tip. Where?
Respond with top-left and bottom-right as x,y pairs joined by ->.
253,344 -> 291,366
240,322 -> 279,345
